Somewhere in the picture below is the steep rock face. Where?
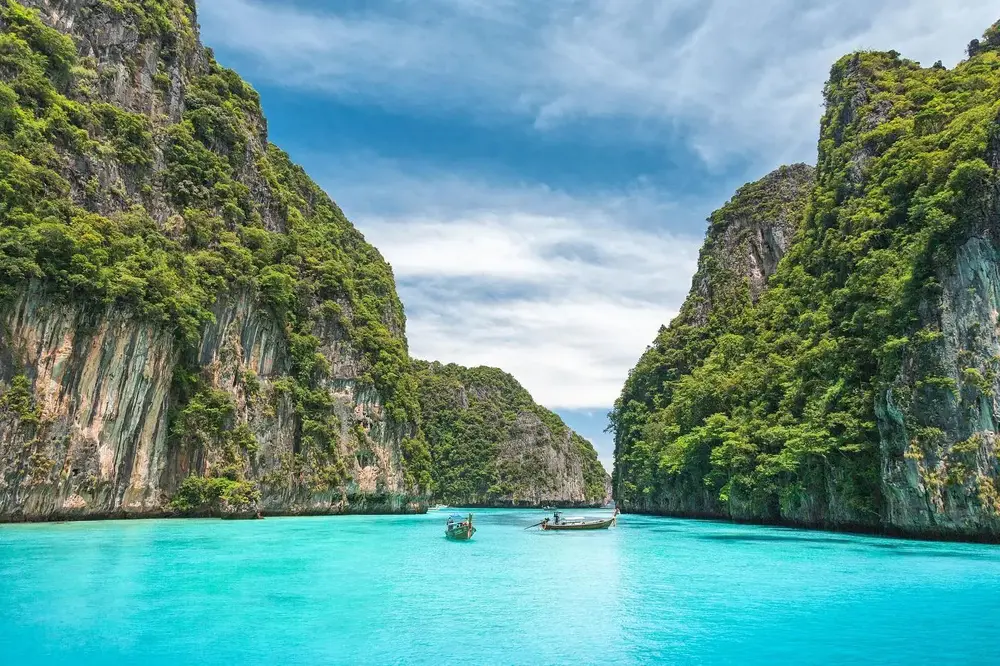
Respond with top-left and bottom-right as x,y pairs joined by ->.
414,361 -> 610,507
818,37 -> 1000,538
1,284 -> 409,518
612,21 -> 1000,541
876,239 -> 1000,536
27,0 -> 201,121
686,164 -> 815,326
611,164 -> 814,515
0,0 -> 428,519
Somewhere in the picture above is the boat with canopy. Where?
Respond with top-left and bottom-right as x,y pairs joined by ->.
526,509 -> 619,531
445,513 -> 476,540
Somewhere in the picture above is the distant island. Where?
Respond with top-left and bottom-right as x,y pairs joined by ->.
414,361 -> 609,507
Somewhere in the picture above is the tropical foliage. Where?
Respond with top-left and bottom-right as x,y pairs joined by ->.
414,361 -> 607,505
0,1 -> 429,500
612,22 -> 1000,523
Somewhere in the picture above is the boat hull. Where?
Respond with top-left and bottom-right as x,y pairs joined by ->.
446,525 -> 476,540
541,517 -> 615,531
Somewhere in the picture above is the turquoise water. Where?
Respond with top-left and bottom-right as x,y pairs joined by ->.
2,510 -> 1000,665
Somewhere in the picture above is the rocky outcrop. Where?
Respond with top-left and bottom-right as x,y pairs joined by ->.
492,413 -> 610,508
0,0 -> 424,520
415,361 -> 610,507
682,163 -> 813,327
874,168 -> 1000,539
26,0 -> 202,121
831,41 -> 1000,539
612,20 -> 1000,541
611,164 -> 815,512
0,281 -> 417,520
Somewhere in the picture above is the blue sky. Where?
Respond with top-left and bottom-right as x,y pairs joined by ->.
198,0 -> 995,470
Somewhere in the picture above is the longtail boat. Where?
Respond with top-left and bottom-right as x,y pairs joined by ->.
541,516 -> 615,531
445,513 -> 476,540
535,509 -> 619,531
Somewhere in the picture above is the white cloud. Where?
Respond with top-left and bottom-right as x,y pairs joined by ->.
198,0 -> 997,167
376,216 -> 699,408
401,292 -> 684,409
313,157 -> 704,409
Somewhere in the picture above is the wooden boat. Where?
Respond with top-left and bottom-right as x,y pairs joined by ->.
445,513 -> 476,540
535,508 -> 619,531
541,516 -> 615,531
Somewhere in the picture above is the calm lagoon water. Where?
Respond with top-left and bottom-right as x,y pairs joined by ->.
2,509 -> 1000,665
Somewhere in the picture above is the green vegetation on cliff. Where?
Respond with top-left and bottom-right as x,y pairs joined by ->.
0,0 -> 586,511
0,1 -> 430,497
414,361 -> 607,506
613,21 -> 1000,526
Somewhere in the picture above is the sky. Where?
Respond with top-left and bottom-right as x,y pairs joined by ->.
197,0 -> 997,471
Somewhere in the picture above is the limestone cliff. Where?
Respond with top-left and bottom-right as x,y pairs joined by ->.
613,21 -> 1000,541
612,164 -> 814,516
0,0 -> 429,519
685,164 -> 815,327
414,361 -> 610,507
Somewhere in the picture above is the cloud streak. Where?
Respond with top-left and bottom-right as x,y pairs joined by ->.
199,0 -> 996,168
